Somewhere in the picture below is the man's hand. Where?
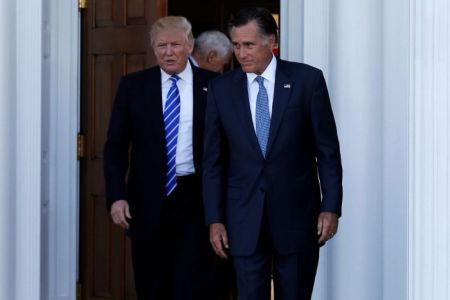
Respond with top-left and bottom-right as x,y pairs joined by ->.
110,200 -> 131,229
209,223 -> 229,259
317,212 -> 339,244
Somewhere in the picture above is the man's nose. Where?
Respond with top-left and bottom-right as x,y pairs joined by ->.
166,45 -> 173,55
236,48 -> 246,59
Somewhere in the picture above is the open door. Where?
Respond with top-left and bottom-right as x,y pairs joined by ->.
79,1 -> 166,299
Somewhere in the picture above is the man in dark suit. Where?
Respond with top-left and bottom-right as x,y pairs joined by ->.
203,7 -> 343,300
104,16 -> 217,300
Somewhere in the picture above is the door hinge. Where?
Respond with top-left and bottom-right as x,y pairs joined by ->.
77,133 -> 85,160
79,0 -> 87,10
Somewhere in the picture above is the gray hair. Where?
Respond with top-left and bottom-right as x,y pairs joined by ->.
194,30 -> 233,59
150,16 -> 194,46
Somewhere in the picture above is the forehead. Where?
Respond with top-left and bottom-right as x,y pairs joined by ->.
230,21 -> 262,42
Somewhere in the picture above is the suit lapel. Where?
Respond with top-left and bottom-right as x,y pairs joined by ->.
266,62 -> 292,156
232,70 -> 263,157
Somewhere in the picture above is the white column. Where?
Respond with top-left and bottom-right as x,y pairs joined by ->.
303,0 -> 330,75
280,0 -> 304,62
327,0 -> 384,299
0,1 -> 16,299
301,1 -> 332,299
15,0 -> 42,299
409,0 -> 450,299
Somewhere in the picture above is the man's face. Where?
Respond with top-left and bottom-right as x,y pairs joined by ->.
230,21 -> 275,75
153,29 -> 193,74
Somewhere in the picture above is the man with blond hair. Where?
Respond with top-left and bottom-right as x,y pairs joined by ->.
104,16 -> 217,299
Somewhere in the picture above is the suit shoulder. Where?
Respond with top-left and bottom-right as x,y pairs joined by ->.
121,66 -> 159,82
114,67 -> 159,93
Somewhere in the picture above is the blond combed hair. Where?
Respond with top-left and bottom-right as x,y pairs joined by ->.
150,16 -> 194,46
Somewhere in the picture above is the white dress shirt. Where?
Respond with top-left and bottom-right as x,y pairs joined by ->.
160,63 -> 195,175
246,55 -> 277,130
189,56 -> 199,67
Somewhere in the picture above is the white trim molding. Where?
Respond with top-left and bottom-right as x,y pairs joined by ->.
42,0 -> 80,299
409,0 -> 450,299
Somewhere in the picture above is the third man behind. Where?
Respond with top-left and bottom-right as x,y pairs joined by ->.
190,30 -> 233,73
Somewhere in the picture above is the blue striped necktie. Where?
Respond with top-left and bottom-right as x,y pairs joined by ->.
255,75 -> 270,157
164,74 -> 180,195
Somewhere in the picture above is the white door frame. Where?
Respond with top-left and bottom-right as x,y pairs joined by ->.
43,0 -> 80,299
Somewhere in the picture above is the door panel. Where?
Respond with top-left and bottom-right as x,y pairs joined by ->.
80,1 -> 166,299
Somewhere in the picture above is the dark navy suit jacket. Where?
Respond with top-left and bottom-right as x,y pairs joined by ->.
203,59 -> 343,256
104,64 -> 217,237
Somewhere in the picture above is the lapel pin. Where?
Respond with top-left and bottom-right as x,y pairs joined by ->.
283,84 -> 291,89
202,87 -> 208,91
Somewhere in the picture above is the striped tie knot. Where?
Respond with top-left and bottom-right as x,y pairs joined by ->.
169,74 -> 180,84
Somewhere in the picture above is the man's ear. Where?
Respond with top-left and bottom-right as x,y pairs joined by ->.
206,50 -> 217,63
268,34 -> 277,49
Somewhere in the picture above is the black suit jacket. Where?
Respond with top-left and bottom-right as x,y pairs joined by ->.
104,64 -> 217,237
203,59 -> 343,256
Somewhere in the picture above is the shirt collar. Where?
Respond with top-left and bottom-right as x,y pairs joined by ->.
246,54 -> 277,84
160,61 -> 193,84
189,56 -> 199,67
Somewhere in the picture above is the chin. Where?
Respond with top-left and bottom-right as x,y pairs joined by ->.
163,66 -> 178,74
241,66 -> 254,73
